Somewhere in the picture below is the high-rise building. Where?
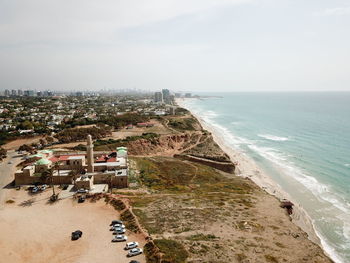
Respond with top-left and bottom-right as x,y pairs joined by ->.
17,89 -> 23,96
175,93 -> 181,98
11,90 -> 17,96
24,90 -> 35,96
162,89 -> 170,100
185,93 -> 192,98
4,89 -> 10,96
154,92 -> 163,103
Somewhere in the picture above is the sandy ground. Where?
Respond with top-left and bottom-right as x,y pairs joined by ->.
2,136 -> 43,151
0,189 -> 146,263
176,99 -> 321,245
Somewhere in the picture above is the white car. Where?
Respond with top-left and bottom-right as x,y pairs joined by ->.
77,188 -> 88,193
125,241 -> 139,250
40,185 -> 47,191
127,248 -> 143,257
112,235 -> 128,242
110,224 -> 126,231
32,186 -> 39,193
113,228 -> 126,234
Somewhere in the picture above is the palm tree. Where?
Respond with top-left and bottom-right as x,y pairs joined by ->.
42,167 -> 55,196
53,162 -> 60,185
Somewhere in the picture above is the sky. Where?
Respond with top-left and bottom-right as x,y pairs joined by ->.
0,0 -> 350,92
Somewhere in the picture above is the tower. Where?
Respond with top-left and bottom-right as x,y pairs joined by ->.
86,135 -> 94,173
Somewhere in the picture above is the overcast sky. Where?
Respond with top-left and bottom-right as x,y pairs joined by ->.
1,0 -> 350,92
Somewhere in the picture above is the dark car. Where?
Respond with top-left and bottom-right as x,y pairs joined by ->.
78,196 -> 85,203
62,185 -> 69,190
129,261 -> 140,263
110,220 -> 123,226
71,230 -> 83,240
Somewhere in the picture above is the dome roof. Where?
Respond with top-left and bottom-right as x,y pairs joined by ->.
117,147 -> 127,151
35,158 -> 52,165
39,150 -> 53,154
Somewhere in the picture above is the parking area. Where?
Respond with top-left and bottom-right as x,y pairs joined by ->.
0,189 -> 146,263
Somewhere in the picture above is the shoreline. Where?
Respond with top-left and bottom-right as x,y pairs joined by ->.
176,98 -> 334,260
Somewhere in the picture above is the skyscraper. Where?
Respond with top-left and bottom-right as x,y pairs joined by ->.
154,92 -> 163,103
162,89 -> 170,100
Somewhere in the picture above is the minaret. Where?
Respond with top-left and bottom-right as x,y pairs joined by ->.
87,134 -> 94,173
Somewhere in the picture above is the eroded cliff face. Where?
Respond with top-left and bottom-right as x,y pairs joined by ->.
126,132 -> 202,156
126,132 -> 235,173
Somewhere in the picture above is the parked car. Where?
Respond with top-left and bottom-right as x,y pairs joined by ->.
113,228 -> 126,234
112,235 -> 128,242
62,185 -> 69,190
129,261 -> 140,263
125,242 -> 139,250
127,248 -> 143,257
77,188 -> 88,193
110,224 -> 126,231
71,230 -> 83,240
39,185 -> 47,191
31,186 -> 39,193
110,220 -> 123,226
77,188 -> 89,194
78,196 -> 85,203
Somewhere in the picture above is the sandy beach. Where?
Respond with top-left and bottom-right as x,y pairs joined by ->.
176,98 -> 323,247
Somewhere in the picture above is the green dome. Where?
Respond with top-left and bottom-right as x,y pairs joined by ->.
117,149 -> 127,154
39,150 -> 53,154
35,158 -> 52,165
117,147 -> 127,151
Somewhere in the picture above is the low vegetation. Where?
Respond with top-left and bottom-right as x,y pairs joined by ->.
73,133 -> 160,151
129,156 -> 261,262
167,117 -> 201,131
154,239 -> 189,263
55,126 -> 112,143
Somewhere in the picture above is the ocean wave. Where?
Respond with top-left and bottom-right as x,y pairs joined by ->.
258,134 -> 289,142
203,110 -> 218,118
204,119 -> 253,147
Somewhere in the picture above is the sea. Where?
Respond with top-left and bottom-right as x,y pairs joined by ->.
180,92 -> 350,263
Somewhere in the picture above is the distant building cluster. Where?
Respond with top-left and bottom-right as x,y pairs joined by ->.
153,89 -> 176,105
154,90 -> 192,103
2,89 -> 54,97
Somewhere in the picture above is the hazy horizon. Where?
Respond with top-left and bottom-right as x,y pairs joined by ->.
1,0 -> 350,92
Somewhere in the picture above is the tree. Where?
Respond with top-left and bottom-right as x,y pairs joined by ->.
18,144 -> 34,153
46,136 -> 54,144
42,168 -> 56,196
39,138 -> 47,147
17,120 -> 34,130
0,147 -> 7,160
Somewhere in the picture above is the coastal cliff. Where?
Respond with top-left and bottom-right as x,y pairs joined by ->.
111,111 -> 333,263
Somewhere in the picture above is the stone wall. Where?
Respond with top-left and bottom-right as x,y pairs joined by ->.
15,174 -> 72,186
174,154 -> 235,173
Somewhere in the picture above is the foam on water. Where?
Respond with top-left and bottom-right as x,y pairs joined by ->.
258,134 -> 290,142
